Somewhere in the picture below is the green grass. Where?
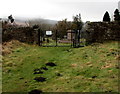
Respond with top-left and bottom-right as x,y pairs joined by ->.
41,38 -> 86,47
42,38 -> 72,46
2,41 -> 119,93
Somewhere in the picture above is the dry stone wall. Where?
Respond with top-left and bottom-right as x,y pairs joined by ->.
2,26 -> 38,44
85,22 -> 120,44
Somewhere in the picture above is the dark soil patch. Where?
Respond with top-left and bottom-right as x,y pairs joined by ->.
92,76 -> 97,78
105,90 -> 112,92
41,66 -> 48,70
34,77 -> 46,82
46,62 -> 56,67
56,73 -> 62,76
33,68 -> 43,74
19,77 -> 24,80
106,53 -> 111,56
25,81 -> 27,83
28,89 -> 42,94
107,52 -> 118,56
116,66 -> 120,69
4,69 -> 11,73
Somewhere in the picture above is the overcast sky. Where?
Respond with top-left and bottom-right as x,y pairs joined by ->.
0,0 -> 119,22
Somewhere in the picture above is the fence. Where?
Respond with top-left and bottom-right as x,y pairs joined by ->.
37,29 -> 85,48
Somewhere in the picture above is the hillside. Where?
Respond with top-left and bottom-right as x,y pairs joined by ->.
2,18 -> 57,26
2,40 -> 119,93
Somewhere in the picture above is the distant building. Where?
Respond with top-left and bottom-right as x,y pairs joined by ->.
67,30 -> 75,40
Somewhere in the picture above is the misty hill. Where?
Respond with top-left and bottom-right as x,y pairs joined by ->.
28,18 -> 58,26
2,17 -> 58,26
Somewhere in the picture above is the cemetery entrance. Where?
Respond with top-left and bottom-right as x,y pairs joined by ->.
38,29 -> 85,48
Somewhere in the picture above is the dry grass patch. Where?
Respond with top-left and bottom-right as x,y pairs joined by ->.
2,40 -> 27,56
70,63 -> 78,67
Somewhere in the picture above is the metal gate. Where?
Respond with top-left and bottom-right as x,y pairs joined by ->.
37,29 -> 85,48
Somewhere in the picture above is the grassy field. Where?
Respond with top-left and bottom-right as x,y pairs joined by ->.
2,40 -> 119,93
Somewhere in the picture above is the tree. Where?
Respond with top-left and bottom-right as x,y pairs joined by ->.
114,9 -> 120,22
103,11 -> 111,22
33,24 -> 39,29
55,19 -> 68,38
72,13 -> 83,30
53,14 -> 83,39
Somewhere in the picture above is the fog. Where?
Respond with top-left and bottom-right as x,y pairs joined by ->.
0,0 -> 119,22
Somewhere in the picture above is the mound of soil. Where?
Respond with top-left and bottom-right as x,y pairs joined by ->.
92,76 -> 97,78
116,66 -> 120,69
28,89 -> 42,94
40,67 -> 48,70
33,68 -> 43,74
46,62 -> 56,67
34,77 -> 46,82
19,77 -> 24,80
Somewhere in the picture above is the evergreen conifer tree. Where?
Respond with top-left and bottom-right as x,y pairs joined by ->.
103,11 -> 111,22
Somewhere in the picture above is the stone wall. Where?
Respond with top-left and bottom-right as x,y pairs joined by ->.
2,25 -> 38,44
84,22 -> 120,44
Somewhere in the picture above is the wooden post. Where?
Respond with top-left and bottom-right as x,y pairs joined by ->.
74,30 -> 77,48
71,30 -> 73,47
38,29 -> 40,46
73,30 -> 76,48
55,30 -> 58,47
78,30 -> 80,47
